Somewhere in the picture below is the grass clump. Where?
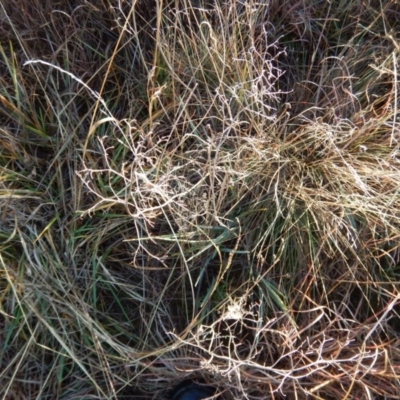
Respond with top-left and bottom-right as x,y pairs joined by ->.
1,0 -> 400,399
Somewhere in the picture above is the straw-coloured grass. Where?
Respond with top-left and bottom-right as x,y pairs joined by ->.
1,0 -> 400,399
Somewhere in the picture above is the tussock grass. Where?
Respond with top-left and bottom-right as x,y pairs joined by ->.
1,0 -> 400,399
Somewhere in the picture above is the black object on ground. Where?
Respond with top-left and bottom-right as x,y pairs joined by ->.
170,380 -> 217,400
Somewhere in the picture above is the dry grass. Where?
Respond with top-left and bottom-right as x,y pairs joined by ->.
1,0 -> 400,399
